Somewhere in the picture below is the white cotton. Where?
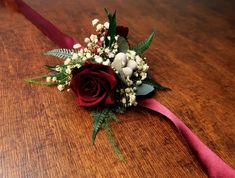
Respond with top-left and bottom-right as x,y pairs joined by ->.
122,67 -> 133,77
127,60 -> 137,70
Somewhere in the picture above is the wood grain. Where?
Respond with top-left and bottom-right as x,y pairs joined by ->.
0,0 -> 235,177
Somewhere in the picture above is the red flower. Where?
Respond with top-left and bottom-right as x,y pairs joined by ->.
70,61 -> 117,107
116,26 -> 129,39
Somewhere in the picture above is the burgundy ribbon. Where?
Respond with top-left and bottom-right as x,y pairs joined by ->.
138,98 -> 235,178
15,0 -> 75,48
14,0 -> 235,177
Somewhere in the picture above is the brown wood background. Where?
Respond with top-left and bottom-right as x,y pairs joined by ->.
1,0 -> 235,177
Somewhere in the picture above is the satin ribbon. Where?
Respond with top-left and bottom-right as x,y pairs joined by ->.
15,0 -> 75,48
138,98 -> 235,178
13,0 -> 235,177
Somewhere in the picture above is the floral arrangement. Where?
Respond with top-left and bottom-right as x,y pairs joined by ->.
27,9 -> 168,159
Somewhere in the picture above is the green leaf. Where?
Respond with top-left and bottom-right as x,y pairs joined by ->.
91,109 -> 116,144
143,77 -> 170,90
130,32 -> 155,54
45,49 -> 75,59
136,83 -> 155,96
25,75 -> 56,86
104,122 -> 125,161
105,9 -> 116,47
117,36 -> 129,53
44,64 -> 65,71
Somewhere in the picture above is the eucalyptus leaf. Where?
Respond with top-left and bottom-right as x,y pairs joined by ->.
143,77 -> 170,91
117,36 -> 129,52
136,83 -> 155,96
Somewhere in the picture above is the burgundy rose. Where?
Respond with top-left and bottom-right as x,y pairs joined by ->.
70,61 -> 117,107
116,26 -> 129,39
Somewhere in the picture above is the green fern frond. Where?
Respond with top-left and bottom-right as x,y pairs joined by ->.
104,122 -> 125,161
45,48 -> 75,59
130,32 -> 155,55
91,109 -> 116,144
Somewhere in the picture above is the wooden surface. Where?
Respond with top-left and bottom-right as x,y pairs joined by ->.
1,0 -> 235,177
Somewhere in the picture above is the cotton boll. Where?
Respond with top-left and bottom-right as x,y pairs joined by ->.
114,52 -> 127,67
111,53 -> 127,71
122,67 -> 133,77
127,60 -> 137,70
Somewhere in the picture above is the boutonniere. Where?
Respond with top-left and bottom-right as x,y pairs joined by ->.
27,9 -> 169,159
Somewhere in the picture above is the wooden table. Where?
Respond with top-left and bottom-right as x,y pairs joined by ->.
1,0 -> 235,177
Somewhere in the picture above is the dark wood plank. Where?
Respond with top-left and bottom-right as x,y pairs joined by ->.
0,0 -> 235,177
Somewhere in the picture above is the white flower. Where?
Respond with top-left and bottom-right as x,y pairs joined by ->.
87,43 -> 92,48
83,48 -> 89,52
125,88 -> 130,93
107,36 -> 111,41
115,36 -> 119,40
104,22 -> 110,29
72,53 -> 78,60
97,48 -> 101,53
96,24 -> 103,31
78,52 -> 83,57
90,34 -> 97,42
129,50 -> 136,58
84,37 -> 90,43
104,48 -> 110,53
121,98 -> 126,104
136,80 -> 142,85
73,43 -> 81,49
52,77 -> 57,82
143,64 -> 149,71
75,64 -> 81,68
100,36 -> 104,41
92,19 -> 99,26
108,53 -> 115,58
57,85 -> 64,91
102,59 -> 110,66
135,55 -> 142,63
66,67 -> 71,74
94,56 -> 103,63
46,77 -> 51,82
55,66 -> 61,72
64,58 -> 71,65
86,53 -> 92,58
129,94 -> 136,103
